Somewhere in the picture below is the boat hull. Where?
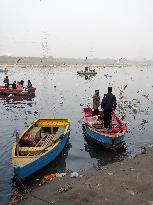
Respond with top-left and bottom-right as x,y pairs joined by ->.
0,86 -> 36,95
77,71 -> 97,75
14,130 -> 70,180
82,124 -> 125,149
0,69 -> 7,73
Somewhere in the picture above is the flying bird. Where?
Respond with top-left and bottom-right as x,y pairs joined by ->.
17,58 -> 21,63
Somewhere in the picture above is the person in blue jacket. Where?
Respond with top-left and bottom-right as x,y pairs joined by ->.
27,80 -> 32,88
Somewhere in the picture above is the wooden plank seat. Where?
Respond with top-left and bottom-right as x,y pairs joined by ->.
19,147 -> 46,155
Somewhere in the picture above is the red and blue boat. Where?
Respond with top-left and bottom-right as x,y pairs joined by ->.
82,107 -> 127,149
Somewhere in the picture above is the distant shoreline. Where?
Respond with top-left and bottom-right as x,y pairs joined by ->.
0,64 -> 130,68
0,56 -> 152,68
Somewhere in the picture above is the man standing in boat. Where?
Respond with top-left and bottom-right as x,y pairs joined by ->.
101,87 -> 117,128
93,90 -> 100,116
3,76 -> 9,89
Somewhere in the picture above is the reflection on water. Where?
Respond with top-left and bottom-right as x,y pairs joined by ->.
84,135 -> 127,167
0,94 -> 35,102
1,66 -> 153,204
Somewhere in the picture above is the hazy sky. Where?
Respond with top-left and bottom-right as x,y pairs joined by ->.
0,0 -> 153,58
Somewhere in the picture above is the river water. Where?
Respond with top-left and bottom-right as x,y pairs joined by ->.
1,65 -> 153,204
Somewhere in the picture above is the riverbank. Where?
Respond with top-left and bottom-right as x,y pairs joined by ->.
17,146 -> 153,205
0,64 -> 129,69
0,55 -> 152,68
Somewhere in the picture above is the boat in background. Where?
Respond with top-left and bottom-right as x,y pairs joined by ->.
0,68 -> 8,73
0,86 -> 36,95
77,70 -> 97,75
12,118 -> 70,180
0,64 -> 8,73
82,107 -> 127,149
77,66 -> 97,76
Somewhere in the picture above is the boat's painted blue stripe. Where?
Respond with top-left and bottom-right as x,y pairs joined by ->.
14,131 -> 69,180
83,125 -> 124,147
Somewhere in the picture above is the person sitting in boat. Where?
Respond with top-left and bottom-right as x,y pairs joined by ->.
27,80 -> 32,89
19,80 -> 24,88
3,76 -> 9,89
12,81 -> 17,89
16,81 -> 21,89
85,66 -> 88,72
93,90 -> 100,116
101,87 -> 117,129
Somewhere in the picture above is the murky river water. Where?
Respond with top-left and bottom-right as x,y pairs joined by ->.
1,65 -> 153,204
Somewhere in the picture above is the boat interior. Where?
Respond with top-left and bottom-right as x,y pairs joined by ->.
83,108 -> 126,134
16,119 -> 69,156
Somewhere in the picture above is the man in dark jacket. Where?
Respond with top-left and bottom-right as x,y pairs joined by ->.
101,87 -> 117,128
3,76 -> 9,89
12,81 -> 17,89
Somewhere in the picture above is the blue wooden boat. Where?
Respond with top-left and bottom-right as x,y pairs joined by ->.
12,119 -> 70,180
82,108 -> 127,149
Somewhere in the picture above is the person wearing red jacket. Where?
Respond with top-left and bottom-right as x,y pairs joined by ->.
93,90 -> 100,116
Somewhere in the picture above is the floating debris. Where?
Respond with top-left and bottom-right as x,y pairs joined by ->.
9,200 -> 17,205
44,173 -> 56,181
70,172 -> 79,178
127,190 -> 135,196
57,173 -> 66,178
57,184 -> 72,193
141,146 -> 146,154
142,94 -> 149,101
108,172 -> 113,176
104,74 -> 112,78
